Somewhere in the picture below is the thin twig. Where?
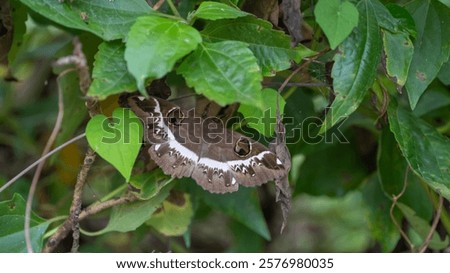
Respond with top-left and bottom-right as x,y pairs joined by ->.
390,166 -> 414,250
42,194 -> 138,253
278,64 -> 304,93
25,79 -> 65,253
80,194 -> 138,219
277,50 -> 327,94
152,0 -> 165,10
419,194 -> 444,253
70,148 -> 96,252
0,133 -> 86,193
71,37 -> 98,117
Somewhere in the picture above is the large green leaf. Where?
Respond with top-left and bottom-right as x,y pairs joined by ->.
86,108 -> 143,182
125,16 -> 202,94
377,128 -> 433,220
202,17 -> 315,76
177,41 -> 263,108
388,100 -> 450,200
88,41 -> 136,100
19,0 -> 152,40
0,194 -> 49,253
405,0 -> 450,109
320,0 -> 382,133
192,1 -> 249,20
238,88 -> 285,137
315,0 -> 359,49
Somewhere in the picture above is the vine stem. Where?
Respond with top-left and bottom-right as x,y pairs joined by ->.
419,194 -> 443,253
390,167 -> 414,250
25,79 -> 65,253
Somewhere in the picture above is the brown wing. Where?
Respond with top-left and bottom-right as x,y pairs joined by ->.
129,95 -> 285,193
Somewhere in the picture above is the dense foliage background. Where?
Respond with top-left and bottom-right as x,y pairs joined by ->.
0,0 -> 449,252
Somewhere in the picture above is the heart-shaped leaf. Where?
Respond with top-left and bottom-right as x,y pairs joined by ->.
315,0 -> 359,49
86,108 -> 143,181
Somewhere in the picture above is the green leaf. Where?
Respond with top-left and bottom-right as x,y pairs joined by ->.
388,100 -> 450,200
177,41 -> 263,108
0,194 -> 49,253
86,108 -> 143,181
93,183 -> 173,235
315,0 -> 359,49
382,30 -> 413,86
146,192 -> 193,236
320,0 -> 382,133
202,17 -> 316,76
377,128 -> 433,220
19,0 -> 152,40
88,41 -> 137,100
193,1 -> 249,20
361,175 -> 401,252
405,0 -> 450,109
397,203 -> 449,250
125,16 -> 202,94
238,88 -> 285,137
193,185 -> 270,240
129,170 -> 173,200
